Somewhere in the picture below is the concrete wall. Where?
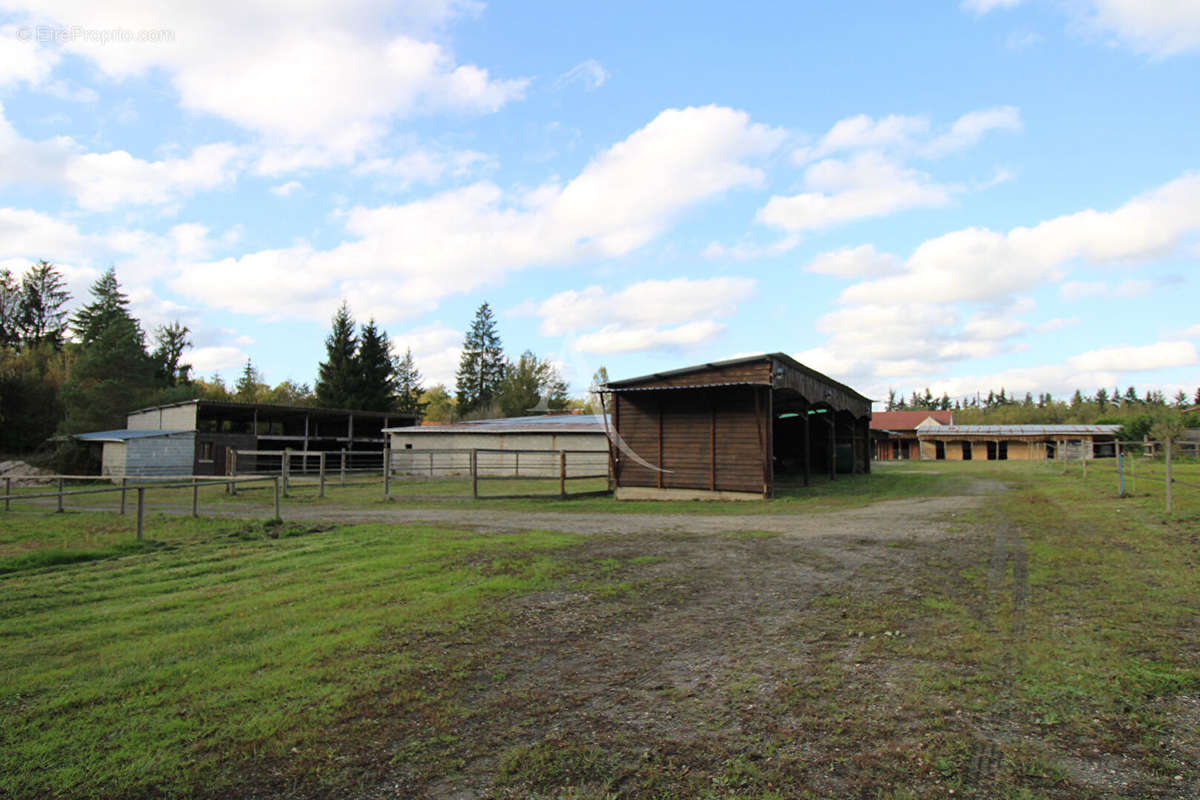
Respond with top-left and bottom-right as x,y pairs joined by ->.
127,404 -> 198,431
101,442 -> 127,476
102,433 -> 196,477
387,430 -> 608,478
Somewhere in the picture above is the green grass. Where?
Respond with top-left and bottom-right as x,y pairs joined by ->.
0,519 -> 584,798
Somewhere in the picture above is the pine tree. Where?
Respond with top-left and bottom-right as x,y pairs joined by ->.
18,261 -> 70,349
885,388 -> 897,412
355,319 -> 396,412
393,347 -> 427,417
235,359 -> 261,402
315,302 -> 358,408
1194,387 -> 1200,406
72,268 -> 132,346
455,302 -> 505,415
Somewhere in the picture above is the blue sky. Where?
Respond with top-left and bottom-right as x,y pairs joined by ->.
1,0 -> 1198,407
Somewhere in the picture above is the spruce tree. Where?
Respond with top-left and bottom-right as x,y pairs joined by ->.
72,268 -> 132,346
18,261 -> 70,349
152,322 -> 193,386
355,319 -> 396,412
315,302 -> 358,408
455,302 -> 505,415
393,347 -> 427,417
235,358 -> 261,402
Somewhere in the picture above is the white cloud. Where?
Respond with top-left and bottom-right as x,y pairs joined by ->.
537,276 -> 755,337
573,321 -> 725,355
702,235 -> 798,261
1061,278 -> 1153,299
271,180 -> 302,197
555,59 -> 608,91
1068,341 -> 1198,372
792,113 -> 928,164
965,0 -> 1200,57
1034,317 -> 1080,333
0,104 -> 244,210
842,172 -> 1200,307
189,346 -> 249,373
1176,324 -> 1200,339
10,0 -> 526,169
390,323 -> 462,388
0,25 -> 60,87
804,244 -> 900,278
352,147 -> 491,188
172,106 -> 782,323
919,106 -> 1022,158
758,151 -> 954,232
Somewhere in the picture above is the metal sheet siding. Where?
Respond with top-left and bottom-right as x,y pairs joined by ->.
125,433 -> 196,477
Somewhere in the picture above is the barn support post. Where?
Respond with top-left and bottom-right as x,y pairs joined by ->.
1117,444 -> 1125,496
600,392 -> 616,490
471,449 -> 479,499
802,410 -> 810,487
383,444 -> 391,497
753,387 -> 767,496
303,414 -> 310,452
272,476 -> 281,520
3,476 -> 9,511
136,487 -> 145,540
319,452 -> 326,498
828,416 -> 836,481
1165,437 -> 1173,513
341,449 -> 347,485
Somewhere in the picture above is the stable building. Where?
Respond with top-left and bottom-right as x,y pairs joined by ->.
600,353 -> 872,500
76,399 -> 417,478
871,410 -> 953,461
915,424 -> 1122,461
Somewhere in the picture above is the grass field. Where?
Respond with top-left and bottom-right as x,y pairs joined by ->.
1,460 -> 1197,798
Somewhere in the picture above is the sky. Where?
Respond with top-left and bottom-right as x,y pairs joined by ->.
1,0 -> 1198,409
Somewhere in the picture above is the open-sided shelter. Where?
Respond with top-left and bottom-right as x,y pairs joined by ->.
600,353 -> 872,500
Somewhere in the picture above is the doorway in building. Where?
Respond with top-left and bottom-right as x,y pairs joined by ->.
961,442 -> 972,461
935,441 -> 945,460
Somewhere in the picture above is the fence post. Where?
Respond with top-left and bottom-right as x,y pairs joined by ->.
319,452 -> 326,498
57,477 -> 64,513
383,444 -> 391,497
136,487 -> 145,541
1117,444 -> 1125,497
559,450 -> 566,499
120,477 -> 127,515
230,447 -> 238,496
3,476 -> 8,511
273,475 -> 281,521
282,448 -> 291,497
472,449 -> 479,499
1165,437 -> 1173,514
1082,455 -> 1087,483
1061,440 -> 1067,474
341,449 -> 347,485
192,478 -> 199,518
515,451 -> 520,478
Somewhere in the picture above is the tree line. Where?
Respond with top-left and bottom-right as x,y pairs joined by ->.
885,383 -> 1200,440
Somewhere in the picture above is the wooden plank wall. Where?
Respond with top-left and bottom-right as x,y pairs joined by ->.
614,387 -> 763,493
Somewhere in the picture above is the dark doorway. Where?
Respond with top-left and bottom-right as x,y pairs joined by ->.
961,442 -> 972,461
935,441 -> 945,460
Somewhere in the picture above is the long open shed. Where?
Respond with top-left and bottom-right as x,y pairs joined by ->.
600,353 -> 872,500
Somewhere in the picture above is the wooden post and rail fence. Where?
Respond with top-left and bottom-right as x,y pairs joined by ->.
1059,438 -> 1199,513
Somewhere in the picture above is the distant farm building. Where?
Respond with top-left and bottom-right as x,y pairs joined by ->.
600,353 -> 872,500
870,410 -> 953,461
75,400 -> 416,478
914,424 -> 1122,461
384,414 -> 608,478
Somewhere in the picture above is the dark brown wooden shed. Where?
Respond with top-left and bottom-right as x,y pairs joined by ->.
600,353 -> 872,500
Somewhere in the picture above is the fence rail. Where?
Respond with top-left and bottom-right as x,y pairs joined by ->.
1058,438 -> 1198,513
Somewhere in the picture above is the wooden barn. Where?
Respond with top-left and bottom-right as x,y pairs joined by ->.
600,354 -> 872,500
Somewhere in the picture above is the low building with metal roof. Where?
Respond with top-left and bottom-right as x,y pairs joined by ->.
870,410 -> 954,461
73,429 -> 197,477
915,423 -> 1122,461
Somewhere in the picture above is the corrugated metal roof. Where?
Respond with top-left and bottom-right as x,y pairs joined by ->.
383,413 -> 607,435
73,429 -> 193,443
918,424 -> 1122,436
598,381 -> 767,392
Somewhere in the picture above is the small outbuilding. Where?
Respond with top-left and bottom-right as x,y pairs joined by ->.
871,410 -> 954,461
74,429 -> 196,478
600,353 -> 872,500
